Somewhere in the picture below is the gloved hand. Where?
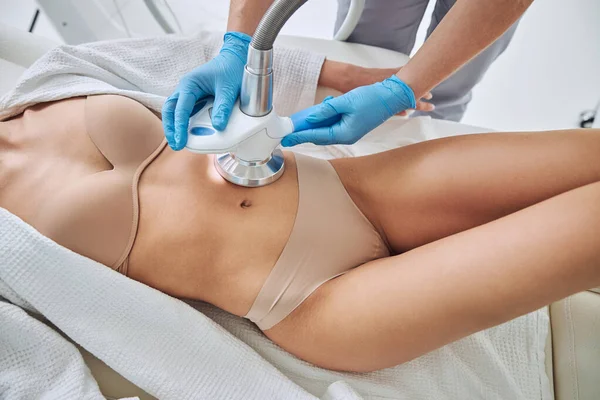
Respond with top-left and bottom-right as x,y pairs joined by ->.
162,32 -> 251,151
281,75 -> 416,147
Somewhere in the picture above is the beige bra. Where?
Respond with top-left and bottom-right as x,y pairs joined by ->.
36,95 -> 166,274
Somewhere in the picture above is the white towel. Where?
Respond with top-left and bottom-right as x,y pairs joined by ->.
0,32 -> 551,400
0,31 -> 324,120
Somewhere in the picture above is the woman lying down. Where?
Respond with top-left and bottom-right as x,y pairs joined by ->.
2,56 -> 600,374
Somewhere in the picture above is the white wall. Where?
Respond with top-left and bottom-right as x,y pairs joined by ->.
461,0 -> 600,131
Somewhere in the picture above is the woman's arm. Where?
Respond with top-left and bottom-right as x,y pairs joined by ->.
397,0 -> 533,98
318,61 -> 395,94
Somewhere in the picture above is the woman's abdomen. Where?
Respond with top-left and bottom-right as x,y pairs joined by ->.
128,150 -> 300,316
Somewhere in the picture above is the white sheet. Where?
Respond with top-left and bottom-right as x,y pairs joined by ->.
0,32 -> 551,400
0,301 -> 105,400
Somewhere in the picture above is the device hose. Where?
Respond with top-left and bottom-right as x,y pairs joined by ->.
251,0 -> 308,50
251,0 -> 365,49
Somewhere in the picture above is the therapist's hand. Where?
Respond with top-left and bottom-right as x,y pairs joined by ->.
281,75 -> 417,147
162,32 -> 251,150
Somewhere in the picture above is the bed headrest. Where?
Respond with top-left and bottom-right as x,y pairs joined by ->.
0,22 -> 58,68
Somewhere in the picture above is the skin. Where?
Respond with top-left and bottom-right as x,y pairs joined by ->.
2,95 -> 600,373
0,59 -> 426,313
227,0 -> 274,35
267,130 -> 600,371
227,0 -> 534,98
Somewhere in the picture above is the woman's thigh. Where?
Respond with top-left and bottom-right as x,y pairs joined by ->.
332,129 -> 600,252
266,180 -> 600,372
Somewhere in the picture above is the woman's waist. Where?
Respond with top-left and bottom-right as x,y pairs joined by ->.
135,150 -> 300,250
131,151 -> 390,312
127,151 -> 300,312
127,206 -> 299,315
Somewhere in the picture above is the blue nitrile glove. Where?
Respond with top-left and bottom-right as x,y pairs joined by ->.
281,75 -> 416,147
162,32 -> 251,150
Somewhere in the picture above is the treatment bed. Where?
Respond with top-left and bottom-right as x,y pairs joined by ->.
1,22 -> 599,400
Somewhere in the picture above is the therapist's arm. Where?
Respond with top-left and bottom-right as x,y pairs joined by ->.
397,0 -> 533,98
281,0 -> 532,147
228,0 -> 275,35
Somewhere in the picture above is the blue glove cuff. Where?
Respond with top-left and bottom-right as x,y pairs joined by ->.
385,75 -> 417,109
224,31 -> 252,45
221,32 -> 252,64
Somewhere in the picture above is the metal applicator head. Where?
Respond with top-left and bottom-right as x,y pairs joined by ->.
184,98 -> 339,187
185,98 -> 293,187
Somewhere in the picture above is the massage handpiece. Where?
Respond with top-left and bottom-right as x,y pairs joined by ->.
184,98 -> 340,187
